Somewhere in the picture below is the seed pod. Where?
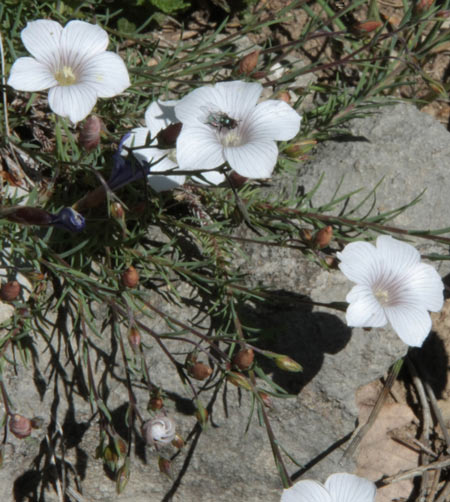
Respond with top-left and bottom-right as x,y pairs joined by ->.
188,362 -> 213,380
6,207 -> 53,226
314,226 -> 333,249
157,123 -> 182,147
238,50 -> 260,75
142,416 -> 176,446
149,396 -> 164,411
233,348 -> 254,370
228,171 -> 248,188
0,281 -> 21,302
9,414 -> 32,439
79,115 -> 104,151
122,266 -> 139,288
354,20 -> 382,32
274,355 -> 302,373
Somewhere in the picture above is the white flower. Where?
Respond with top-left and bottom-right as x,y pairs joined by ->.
281,473 -> 376,502
142,416 -> 176,446
337,235 -> 444,347
123,100 -> 186,192
174,81 -> 302,179
124,100 -> 224,191
8,19 -> 130,123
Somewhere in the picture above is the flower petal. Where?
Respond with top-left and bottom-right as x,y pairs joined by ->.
325,473 -> 376,502
80,52 -> 130,97
214,81 -> 262,119
175,85 -> 223,125
8,57 -> 57,91
60,20 -> 109,67
48,84 -> 97,123
281,480 -> 332,502
385,304 -> 432,347
376,235 -> 420,278
345,285 -> 387,328
337,241 -> 380,286
21,20 -> 62,67
223,140 -> 278,178
192,170 -> 225,186
145,100 -> 178,138
175,81 -> 262,125
247,99 -> 301,141
176,125 -> 225,171
404,262 -> 444,312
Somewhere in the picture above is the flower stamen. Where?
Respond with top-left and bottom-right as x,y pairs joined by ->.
55,65 -> 77,86
374,288 -> 390,306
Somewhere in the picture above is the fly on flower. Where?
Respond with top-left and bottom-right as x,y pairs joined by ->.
202,105 -> 239,132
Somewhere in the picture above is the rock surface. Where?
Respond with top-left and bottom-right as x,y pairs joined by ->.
1,102 -> 448,501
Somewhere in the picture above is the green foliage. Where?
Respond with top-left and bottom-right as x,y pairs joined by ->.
136,0 -> 190,14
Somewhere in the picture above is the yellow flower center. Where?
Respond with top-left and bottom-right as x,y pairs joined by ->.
221,130 -> 242,147
55,66 -> 77,86
375,288 -> 390,306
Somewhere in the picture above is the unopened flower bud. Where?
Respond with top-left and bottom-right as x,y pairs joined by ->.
301,228 -> 313,242
158,456 -> 173,477
79,115 -> 104,151
116,459 -> 130,494
157,123 -> 182,147
226,371 -> 252,391
195,402 -> 208,426
114,437 -> 127,457
122,266 -> 139,288
314,226 -> 333,248
238,50 -> 260,75
259,392 -> 273,408
9,414 -> 32,439
436,9 -> 450,17
111,202 -> 125,220
274,355 -> 302,372
354,20 -> 382,32
171,434 -> 184,449
6,207 -> 53,226
142,416 -> 176,446
188,362 -> 213,380
232,348 -> 254,370
0,281 -> 21,301
128,327 -> 141,350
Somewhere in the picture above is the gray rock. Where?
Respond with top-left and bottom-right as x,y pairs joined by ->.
1,101 -> 447,501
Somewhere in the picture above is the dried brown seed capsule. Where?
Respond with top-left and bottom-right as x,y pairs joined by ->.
228,171 -> 248,188
122,266 -> 139,288
314,226 -> 333,249
354,20 -> 382,32
233,348 -> 254,370
9,414 -> 32,439
79,115 -> 104,151
188,362 -> 213,380
149,396 -> 164,410
157,122 -> 182,147
158,456 -> 173,477
0,281 -> 21,301
238,50 -> 260,75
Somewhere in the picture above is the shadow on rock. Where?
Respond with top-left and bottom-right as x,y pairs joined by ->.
239,291 -> 352,394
